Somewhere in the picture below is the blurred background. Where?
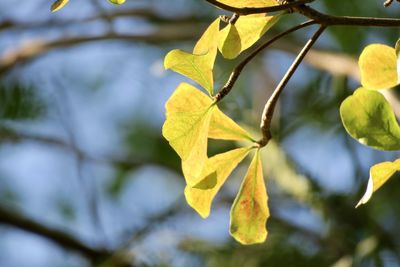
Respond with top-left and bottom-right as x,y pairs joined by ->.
1,1 -> 400,266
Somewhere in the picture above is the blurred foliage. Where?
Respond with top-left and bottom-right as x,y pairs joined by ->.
0,83 -> 45,121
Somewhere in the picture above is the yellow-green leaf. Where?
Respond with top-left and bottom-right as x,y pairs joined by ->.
218,24 -> 241,59
356,159 -> 400,207
230,150 -> 269,244
164,19 -> 220,95
218,14 -> 281,59
193,18 -> 220,67
208,106 -> 255,142
162,83 -> 214,185
108,0 -> 125,4
340,88 -> 400,151
164,50 -> 214,95
359,44 -> 399,90
51,0 -> 69,12
185,147 -> 251,218
218,0 -> 277,8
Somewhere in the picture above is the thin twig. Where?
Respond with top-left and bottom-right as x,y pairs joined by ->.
295,5 -> 400,27
205,0 -> 400,27
258,25 -> 326,147
215,20 -> 317,102
205,0 -> 315,15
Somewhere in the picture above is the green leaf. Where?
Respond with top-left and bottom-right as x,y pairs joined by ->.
359,44 -> 399,90
356,159 -> 400,207
218,14 -> 281,59
164,19 -> 220,95
50,0 -> 69,12
108,0 -> 125,4
340,88 -> 400,151
162,83 -> 214,185
230,150 -> 269,245
185,147 -> 251,218
208,106 -> 255,142
217,0 -> 277,8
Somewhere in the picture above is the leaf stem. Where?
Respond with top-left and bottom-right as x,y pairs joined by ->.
257,25 -> 326,147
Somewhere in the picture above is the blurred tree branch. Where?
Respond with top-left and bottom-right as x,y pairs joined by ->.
0,205 -> 114,263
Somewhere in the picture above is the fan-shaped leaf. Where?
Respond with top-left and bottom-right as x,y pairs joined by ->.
164,50 -> 214,94
164,19 -> 220,95
163,83 -> 214,185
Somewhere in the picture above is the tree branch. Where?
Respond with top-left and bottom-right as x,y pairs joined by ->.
0,205 -> 112,262
258,25 -> 326,147
205,0 -> 315,15
296,5 -> 400,27
0,28 -> 199,76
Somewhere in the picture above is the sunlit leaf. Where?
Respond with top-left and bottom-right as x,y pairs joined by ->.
51,0 -> 69,12
164,19 -> 220,95
185,147 -> 251,218
356,159 -> 400,207
193,19 -> 220,67
218,24 -> 241,59
209,106 -> 255,142
164,50 -> 214,95
340,88 -> 400,150
108,0 -> 126,4
218,14 -> 281,59
230,150 -> 269,245
217,0 -> 277,8
163,83 -> 214,185
359,44 -> 399,90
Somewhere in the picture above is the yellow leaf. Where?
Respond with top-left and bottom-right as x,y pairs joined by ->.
51,0 -> 69,12
108,0 -> 125,4
236,14 -> 280,51
218,14 -> 281,59
193,18 -> 220,66
359,44 -> 399,90
218,24 -> 241,59
356,159 -> 400,207
217,0 -> 277,8
209,106 -> 255,142
164,50 -> 214,95
185,147 -> 252,218
162,83 -> 214,185
230,150 -> 269,244
164,19 -> 220,95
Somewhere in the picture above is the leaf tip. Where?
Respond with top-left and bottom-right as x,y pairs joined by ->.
356,176 -> 374,208
51,0 -> 69,12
